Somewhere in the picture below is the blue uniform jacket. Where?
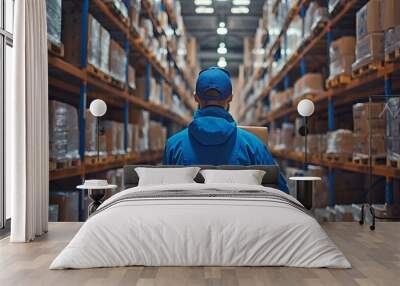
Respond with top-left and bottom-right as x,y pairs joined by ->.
163,106 -> 289,193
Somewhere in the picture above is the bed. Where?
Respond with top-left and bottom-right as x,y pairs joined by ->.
50,165 -> 351,269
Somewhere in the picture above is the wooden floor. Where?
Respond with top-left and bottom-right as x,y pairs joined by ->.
0,222 -> 399,286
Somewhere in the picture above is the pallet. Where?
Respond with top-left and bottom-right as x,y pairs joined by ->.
84,156 -> 108,165
87,64 -> 112,83
325,74 -> 352,89
352,60 -> 383,78
385,48 -> 400,63
49,159 -> 80,171
110,78 -> 126,90
387,158 -> 400,169
48,40 -> 64,57
324,153 -> 352,163
106,2 -> 129,25
352,154 -> 386,166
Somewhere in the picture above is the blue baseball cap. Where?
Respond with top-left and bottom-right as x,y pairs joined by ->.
195,67 -> 232,101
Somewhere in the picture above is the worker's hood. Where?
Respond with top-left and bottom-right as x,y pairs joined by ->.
188,106 -> 236,146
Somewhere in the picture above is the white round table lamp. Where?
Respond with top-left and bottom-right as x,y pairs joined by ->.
297,99 -> 315,168
89,99 -> 107,162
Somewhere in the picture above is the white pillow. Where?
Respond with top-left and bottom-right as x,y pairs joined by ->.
135,167 -> 201,186
200,169 -> 266,185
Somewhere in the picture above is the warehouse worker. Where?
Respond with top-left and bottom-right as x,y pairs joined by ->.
163,67 -> 288,193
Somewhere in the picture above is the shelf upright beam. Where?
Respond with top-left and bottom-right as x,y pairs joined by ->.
124,0 -> 130,153
78,0 -> 90,222
326,29 -> 335,207
385,75 -> 394,206
300,5 -> 307,76
145,62 -> 151,101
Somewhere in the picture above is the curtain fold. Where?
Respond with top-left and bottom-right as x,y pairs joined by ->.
7,0 -> 49,242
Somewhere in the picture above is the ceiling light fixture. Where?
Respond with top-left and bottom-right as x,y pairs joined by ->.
217,22 -> 228,35
233,0 -> 250,5
231,6 -> 249,14
194,0 -> 212,5
217,45 -> 227,55
195,6 -> 214,14
217,57 -> 227,68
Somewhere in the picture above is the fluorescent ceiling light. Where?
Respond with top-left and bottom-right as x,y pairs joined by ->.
219,22 -> 226,28
233,0 -> 250,5
219,42 -> 226,48
217,46 -> 227,54
231,6 -> 249,14
217,57 -> 227,68
217,22 -> 227,35
195,6 -> 214,14
194,0 -> 212,5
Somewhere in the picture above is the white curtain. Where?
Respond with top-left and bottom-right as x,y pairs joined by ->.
6,0 -> 49,242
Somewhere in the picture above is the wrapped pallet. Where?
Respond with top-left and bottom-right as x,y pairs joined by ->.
387,98 -> 400,162
109,40 -> 127,84
326,129 -> 354,157
329,37 -> 356,79
49,101 -> 80,162
99,27 -> 111,74
294,73 -> 324,100
304,2 -> 328,41
130,0 -> 141,29
88,15 -> 101,69
353,0 -> 384,71
382,0 -> 400,56
46,0 -> 62,46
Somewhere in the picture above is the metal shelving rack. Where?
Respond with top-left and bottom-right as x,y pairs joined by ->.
49,0 -> 195,181
238,0 -> 400,207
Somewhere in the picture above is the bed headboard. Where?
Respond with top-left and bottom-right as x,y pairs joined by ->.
123,165 -> 280,190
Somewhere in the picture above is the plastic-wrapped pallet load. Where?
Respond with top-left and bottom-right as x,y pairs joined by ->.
387,98 -> 400,162
129,0 -> 141,30
99,27 -> 111,74
304,2 -> 328,41
46,0 -> 62,46
285,16 -> 303,59
352,102 -> 386,160
110,40 -> 127,84
294,73 -> 324,100
328,37 -> 356,79
326,129 -> 354,157
382,0 -> 400,57
352,0 -> 384,72
88,15 -> 101,69
128,65 -> 136,90
49,101 -> 80,164
102,121 -> 125,157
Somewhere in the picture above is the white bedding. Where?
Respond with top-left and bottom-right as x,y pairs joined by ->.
50,183 -> 351,269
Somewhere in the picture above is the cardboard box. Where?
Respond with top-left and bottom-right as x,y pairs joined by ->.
99,26 -> 110,74
326,129 -> 354,155
381,0 -> 400,30
329,54 -> 355,78
294,73 -> 324,99
330,36 -> 356,62
239,126 -> 269,146
87,14 -> 101,68
353,102 -> 385,119
109,40 -> 127,83
356,0 -> 382,40
353,134 -> 386,156
353,33 -> 384,68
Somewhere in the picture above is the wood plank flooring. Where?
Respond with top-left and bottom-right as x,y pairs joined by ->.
0,222 -> 399,286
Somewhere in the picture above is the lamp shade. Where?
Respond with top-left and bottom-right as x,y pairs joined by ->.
297,99 -> 315,117
89,99 -> 107,117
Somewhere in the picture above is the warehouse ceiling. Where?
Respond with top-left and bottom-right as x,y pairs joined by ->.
180,0 -> 264,77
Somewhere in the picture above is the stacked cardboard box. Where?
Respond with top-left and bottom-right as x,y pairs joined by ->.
294,73 -> 324,100
352,103 -> 386,159
326,129 -> 354,157
382,0 -> 400,56
149,121 -> 168,151
49,101 -> 80,164
46,0 -> 62,47
109,40 -> 127,84
352,0 -> 384,71
328,37 -> 356,79
102,121 -> 125,156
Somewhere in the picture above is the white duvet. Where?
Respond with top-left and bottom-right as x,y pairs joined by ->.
50,183 -> 351,269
